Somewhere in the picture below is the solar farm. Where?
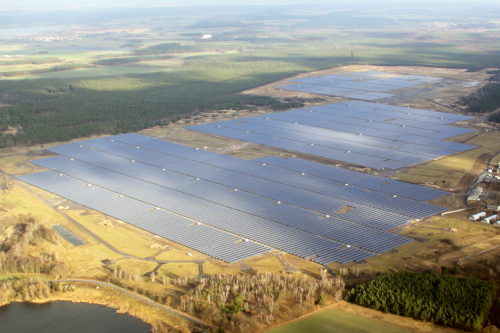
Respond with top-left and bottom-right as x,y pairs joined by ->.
17,133 -> 451,266
188,100 -> 476,169
278,71 -> 444,100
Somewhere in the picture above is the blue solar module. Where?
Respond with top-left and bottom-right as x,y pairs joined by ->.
19,167 -> 373,264
18,134 -> 458,264
253,156 -> 446,201
80,134 -> 444,219
17,171 -> 271,263
278,71 -> 445,100
187,101 -> 476,169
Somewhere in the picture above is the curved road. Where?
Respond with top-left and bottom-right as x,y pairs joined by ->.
56,279 -> 217,330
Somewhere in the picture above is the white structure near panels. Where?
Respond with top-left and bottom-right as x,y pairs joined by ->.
18,134 -> 450,265
188,101 -> 475,170
278,71 -> 445,100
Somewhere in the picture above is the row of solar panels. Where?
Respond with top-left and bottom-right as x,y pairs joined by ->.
34,149 -> 415,242
188,101 -> 475,169
279,85 -> 393,100
253,156 -> 446,202
210,118 -> 459,161
266,107 -> 475,150
18,171 -> 270,263
19,168 -> 374,265
290,74 -> 440,91
254,112 -> 473,152
48,134 -> 447,223
18,133 -> 454,263
279,71 -> 443,100
188,124 -> 411,169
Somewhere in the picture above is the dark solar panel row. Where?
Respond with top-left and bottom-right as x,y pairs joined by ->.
278,84 -> 394,100
254,156 -> 446,202
297,103 -> 474,136
188,101 -> 476,169
271,108 -> 475,151
24,158 -> 376,264
17,171 -> 270,263
278,71 -> 445,100
189,124 -> 410,169
220,117 -> 458,159
349,100 -> 471,122
66,134 -> 445,223
35,148 -> 416,248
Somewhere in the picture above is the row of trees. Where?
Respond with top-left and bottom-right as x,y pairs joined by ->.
0,279 -> 55,305
346,271 -> 498,331
0,63 -> 87,77
1,40 -> 499,147
180,270 -> 344,331
0,57 -> 63,66
0,214 -> 70,278
92,55 -> 174,66
460,83 -> 500,114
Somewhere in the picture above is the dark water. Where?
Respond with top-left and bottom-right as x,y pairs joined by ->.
0,301 -> 152,333
52,225 -> 85,246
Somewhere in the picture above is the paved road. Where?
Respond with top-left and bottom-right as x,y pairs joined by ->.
57,279 -> 217,330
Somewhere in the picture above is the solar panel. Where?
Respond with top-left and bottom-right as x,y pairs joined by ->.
187,101 -> 476,169
16,133 -> 443,265
278,71 -> 447,101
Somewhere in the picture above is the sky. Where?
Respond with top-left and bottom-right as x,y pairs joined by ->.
2,0 -> 499,11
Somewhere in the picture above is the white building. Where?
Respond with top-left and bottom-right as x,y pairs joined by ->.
467,187 -> 483,202
481,215 -> 498,224
469,212 -> 487,220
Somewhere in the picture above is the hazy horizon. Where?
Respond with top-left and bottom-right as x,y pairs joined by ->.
2,0 -> 500,11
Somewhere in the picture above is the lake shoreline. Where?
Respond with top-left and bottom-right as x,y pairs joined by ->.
0,282 -> 183,333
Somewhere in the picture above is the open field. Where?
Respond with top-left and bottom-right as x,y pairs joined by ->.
397,147 -> 490,190
0,65 -> 174,80
0,154 -> 54,175
266,308 -> 412,333
397,130 -> 500,193
327,214 -> 500,279
65,210 -> 162,258
0,273 -> 49,283
266,302 -> 464,333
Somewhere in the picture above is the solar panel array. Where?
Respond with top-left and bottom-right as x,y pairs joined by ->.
18,134 -> 449,265
188,100 -> 476,169
278,71 -> 444,100
18,171 -> 269,263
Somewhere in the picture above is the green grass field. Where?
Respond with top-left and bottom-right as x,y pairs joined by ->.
266,308 -> 411,333
0,65 -> 173,80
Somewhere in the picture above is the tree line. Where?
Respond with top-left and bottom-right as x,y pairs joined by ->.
346,270 -> 498,331
0,214 -> 70,278
459,83 -> 500,116
1,41 -> 500,147
0,57 -> 63,66
92,55 -> 175,66
0,63 -> 87,78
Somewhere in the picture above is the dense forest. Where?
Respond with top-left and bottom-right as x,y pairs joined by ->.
460,83 -> 500,116
346,271 -> 498,331
0,63 -> 87,78
1,40 -> 500,147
